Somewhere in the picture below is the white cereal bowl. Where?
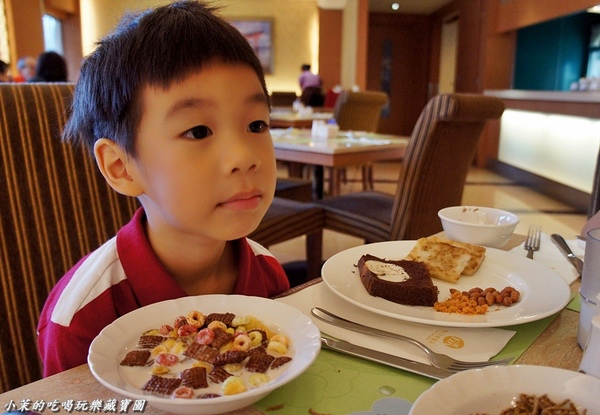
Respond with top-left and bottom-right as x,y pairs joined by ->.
88,295 -> 321,415
438,206 -> 519,248
409,365 -> 600,415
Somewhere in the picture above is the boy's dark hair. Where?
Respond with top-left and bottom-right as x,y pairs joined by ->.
301,64 -> 311,71
63,0 -> 269,155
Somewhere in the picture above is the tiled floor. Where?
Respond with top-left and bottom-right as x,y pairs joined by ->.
270,161 -> 588,268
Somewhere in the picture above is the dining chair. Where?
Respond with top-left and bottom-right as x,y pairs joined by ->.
315,93 -> 505,242
0,83 -> 323,393
270,91 -> 298,107
330,90 -> 389,194
323,88 -> 341,109
249,197 -> 324,284
0,83 -> 140,392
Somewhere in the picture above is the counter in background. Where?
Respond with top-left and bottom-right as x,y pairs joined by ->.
484,90 -> 600,213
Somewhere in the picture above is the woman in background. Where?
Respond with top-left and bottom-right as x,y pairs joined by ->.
29,51 -> 67,82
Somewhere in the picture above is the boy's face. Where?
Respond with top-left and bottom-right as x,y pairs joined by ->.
129,63 -> 276,243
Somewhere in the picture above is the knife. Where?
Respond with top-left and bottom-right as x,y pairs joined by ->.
320,337 -> 453,380
551,233 -> 584,275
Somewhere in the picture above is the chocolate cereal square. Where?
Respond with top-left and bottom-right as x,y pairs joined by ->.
208,366 -> 233,384
198,393 -> 221,399
271,356 -> 292,369
142,375 -> 182,395
213,350 -> 249,366
245,353 -> 275,373
138,335 -> 165,349
184,343 -> 219,364
247,346 -> 267,356
204,312 -> 235,326
120,350 -> 151,366
180,367 -> 208,389
210,329 -> 233,349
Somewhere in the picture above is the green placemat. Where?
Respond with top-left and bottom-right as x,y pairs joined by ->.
253,314 -> 558,414
568,293 -> 581,312
255,349 -> 435,414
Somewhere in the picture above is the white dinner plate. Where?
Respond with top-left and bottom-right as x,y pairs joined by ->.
88,295 -> 320,415
321,241 -> 570,327
409,365 -> 600,415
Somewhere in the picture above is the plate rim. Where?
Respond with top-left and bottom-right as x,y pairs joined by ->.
321,240 -> 571,328
87,294 -> 321,411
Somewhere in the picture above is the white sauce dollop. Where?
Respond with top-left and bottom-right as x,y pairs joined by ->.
365,260 -> 410,283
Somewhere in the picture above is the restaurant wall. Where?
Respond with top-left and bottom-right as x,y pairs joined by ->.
513,12 -> 600,91
4,0 -> 45,71
318,8 -> 342,91
80,0 -> 319,95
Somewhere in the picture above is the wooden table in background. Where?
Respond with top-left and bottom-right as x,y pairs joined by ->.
272,128 -> 409,198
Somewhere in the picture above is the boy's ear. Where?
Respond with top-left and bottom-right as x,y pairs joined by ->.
94,138 -> 143,197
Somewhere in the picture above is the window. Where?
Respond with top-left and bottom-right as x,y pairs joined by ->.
43,14 -> 63,54
0,0 -> 9,63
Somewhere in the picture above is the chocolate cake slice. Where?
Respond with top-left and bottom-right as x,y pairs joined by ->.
358,254 -> 438,306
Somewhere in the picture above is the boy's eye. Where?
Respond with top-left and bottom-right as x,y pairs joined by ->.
248,120 -> 269,133
185,125 -> 212,140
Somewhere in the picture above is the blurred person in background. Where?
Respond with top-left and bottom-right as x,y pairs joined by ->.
29,51 -> 67,82
298,63 -> 324,107
14,56 -> 37,82
0,60 -> 11,82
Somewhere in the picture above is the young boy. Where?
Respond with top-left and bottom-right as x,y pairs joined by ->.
37,0 -> 290,377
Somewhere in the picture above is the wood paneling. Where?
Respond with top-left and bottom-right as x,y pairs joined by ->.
495,0 -> 599,33
4,0 -> 44,68
367,13 -> 432,136
318,8 -> 342,91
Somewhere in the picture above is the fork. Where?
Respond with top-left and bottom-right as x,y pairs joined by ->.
311,307 -> 514,372
524,224 -> 541,259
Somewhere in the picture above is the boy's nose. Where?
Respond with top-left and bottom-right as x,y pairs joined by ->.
223,135 -> 261,173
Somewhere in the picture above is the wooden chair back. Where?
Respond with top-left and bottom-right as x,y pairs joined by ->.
270,91 -> 297,107
0,83 -> 139,392
390,93 -> 505,240
332,90 -> 388,132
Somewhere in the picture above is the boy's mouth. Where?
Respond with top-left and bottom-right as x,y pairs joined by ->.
218,190 -> 263,210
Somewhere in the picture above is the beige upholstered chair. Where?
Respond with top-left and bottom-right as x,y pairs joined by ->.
333,90 -> 388,132
315,93 -> 505,241
0,83 -> 322,392
0,83 -> 140,392
330,90 -> 388,194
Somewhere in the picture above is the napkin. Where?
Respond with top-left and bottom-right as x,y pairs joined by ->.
276,283 -> 515,365
509,234 -> 582,285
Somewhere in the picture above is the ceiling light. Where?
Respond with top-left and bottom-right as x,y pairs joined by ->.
391,3 -> 400,11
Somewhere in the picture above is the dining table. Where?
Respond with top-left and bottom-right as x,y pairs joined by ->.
0,232 -> 586,415
272,128 -> 409,198
270,109 -> 333,129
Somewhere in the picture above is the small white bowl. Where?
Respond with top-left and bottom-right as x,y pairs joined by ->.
438,206 -> 519,248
